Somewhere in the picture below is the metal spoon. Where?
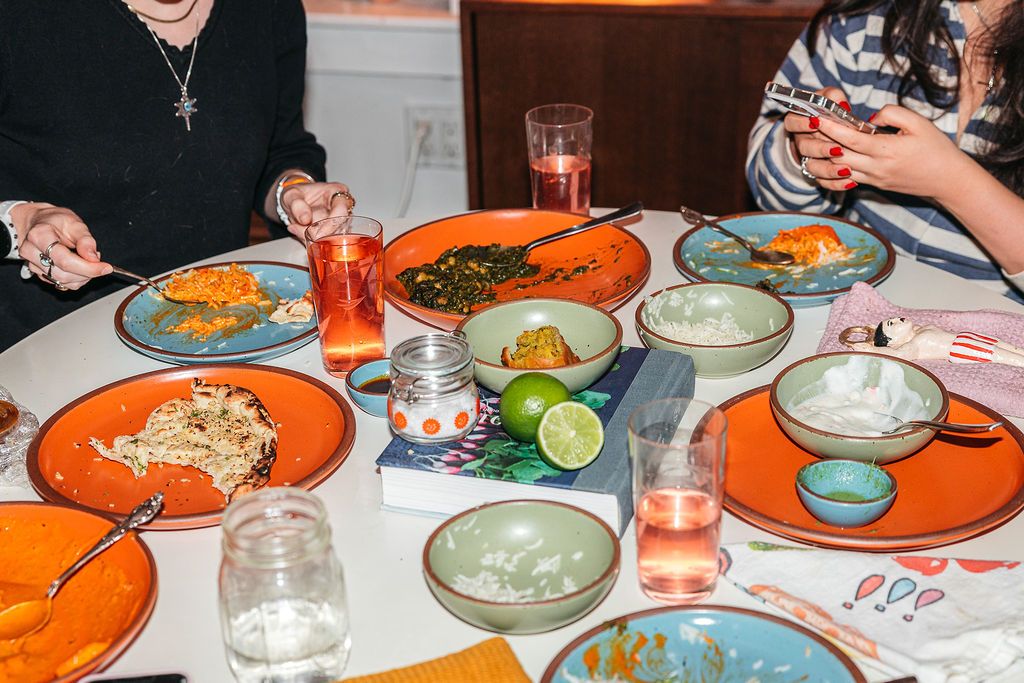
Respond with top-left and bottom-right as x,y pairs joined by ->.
0,492 -> 163,641
479,202 -> 644,266
877,414 -> 1004,435
679,205 -> 795,265
110,265 -> 218,305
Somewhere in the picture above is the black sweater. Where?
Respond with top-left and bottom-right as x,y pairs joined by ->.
0,0 -> 326,350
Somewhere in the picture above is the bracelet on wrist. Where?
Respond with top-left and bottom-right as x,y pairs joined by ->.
275,172 -> 315,225
0,200 -> 27,260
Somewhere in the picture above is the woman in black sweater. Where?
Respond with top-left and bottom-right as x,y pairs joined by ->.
0,0 -> 352,350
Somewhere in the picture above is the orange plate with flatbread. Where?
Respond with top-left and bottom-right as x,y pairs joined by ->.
27,364 -> 355,530
384,209 -> 651,329
722,386 -> 1024,551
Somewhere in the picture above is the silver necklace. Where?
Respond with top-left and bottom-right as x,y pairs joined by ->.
140,16 -> 200,131
970,1 -> 999,94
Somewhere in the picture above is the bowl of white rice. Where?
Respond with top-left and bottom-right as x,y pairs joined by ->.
635,282 -> 793,377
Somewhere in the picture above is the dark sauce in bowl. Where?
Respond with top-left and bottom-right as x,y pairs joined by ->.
358,376 -> 391,394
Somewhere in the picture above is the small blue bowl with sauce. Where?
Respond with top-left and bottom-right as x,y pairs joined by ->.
345,358 -> 391,418
796,459 -> 897,528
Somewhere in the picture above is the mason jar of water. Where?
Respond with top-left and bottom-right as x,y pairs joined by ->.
219,488 -> 351,682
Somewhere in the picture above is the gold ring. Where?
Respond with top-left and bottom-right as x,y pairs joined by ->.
54,281 -> 68,291
329,190 -> 355,210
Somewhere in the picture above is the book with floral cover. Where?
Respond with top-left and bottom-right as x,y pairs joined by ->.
375,347 -> 695,536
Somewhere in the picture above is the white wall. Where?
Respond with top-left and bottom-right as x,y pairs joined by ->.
305,8 -> 468,221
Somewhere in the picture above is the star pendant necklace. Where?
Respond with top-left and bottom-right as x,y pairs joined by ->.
970,1 -> 999,94
139,15 -> 200,131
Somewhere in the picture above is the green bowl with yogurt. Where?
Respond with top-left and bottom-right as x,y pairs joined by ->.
422,500 -> 620,634
635,282 -> 794,377
771,352 -> 949,464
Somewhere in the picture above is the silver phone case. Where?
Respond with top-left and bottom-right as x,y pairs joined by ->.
764,81 -> 882,134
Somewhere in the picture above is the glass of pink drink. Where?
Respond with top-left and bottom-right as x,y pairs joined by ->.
628,398 -> 728,605
305,216 -> 385,377
525,104 -> 593,215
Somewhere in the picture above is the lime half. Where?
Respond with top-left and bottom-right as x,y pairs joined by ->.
536,402 -> 605,470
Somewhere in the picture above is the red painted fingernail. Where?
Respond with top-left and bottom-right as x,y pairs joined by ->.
830,146 -> 843,157
839,101 -> 851,112
844,181 -> 858,190
809,116 -> 820,129
838,168 -> 852,178
868,113 -> 877,122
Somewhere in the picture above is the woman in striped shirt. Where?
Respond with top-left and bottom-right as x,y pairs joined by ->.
747,1 -> 1024,301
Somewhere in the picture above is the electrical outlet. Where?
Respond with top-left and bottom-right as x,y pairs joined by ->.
405,105 -> 464,169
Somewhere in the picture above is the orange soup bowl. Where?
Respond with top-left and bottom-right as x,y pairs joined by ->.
383,209 -> 650,330
0,502 -> 157,682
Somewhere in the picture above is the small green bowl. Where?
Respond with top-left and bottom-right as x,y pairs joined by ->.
635,282 -> 793,378
796,459 -> 897,527
455,298 -> 622,394
423,500 -> 620,634
771,352 -> 949,464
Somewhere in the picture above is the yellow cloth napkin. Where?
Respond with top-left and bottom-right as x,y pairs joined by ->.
339,637 -> 531,683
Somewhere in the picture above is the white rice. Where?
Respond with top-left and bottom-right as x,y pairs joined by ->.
644,298 -> 755,346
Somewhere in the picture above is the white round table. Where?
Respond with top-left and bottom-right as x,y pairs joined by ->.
2,209 -> 1022,682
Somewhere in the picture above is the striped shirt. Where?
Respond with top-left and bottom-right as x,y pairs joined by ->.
746,1 -> 1024,302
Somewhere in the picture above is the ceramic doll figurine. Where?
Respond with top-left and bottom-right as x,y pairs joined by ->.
840,317 -> 1024,368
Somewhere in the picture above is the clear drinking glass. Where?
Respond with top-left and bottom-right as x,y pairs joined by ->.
305,216 -> 385,376
525,104 -> 593,215
219,488 -> 351,682
628,398 -> 727,605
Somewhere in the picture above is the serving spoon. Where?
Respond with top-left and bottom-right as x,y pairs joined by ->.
877,415 -> 1004,435
479,201 -> 644,267
679,205 -> 795,265
0,492 -> 163,642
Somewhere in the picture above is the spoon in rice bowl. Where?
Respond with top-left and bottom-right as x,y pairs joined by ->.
680,205 -> 795,265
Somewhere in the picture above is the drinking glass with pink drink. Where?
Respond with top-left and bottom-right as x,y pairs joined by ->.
525,104 -> 593,215
305,216 -> 385,377
628,398 -> 727,605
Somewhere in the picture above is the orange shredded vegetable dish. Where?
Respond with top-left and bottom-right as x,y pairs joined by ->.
162,263 -> 265,309
166,314 -> 240,341
765,224 -> 851,267
0,516 -> 146,682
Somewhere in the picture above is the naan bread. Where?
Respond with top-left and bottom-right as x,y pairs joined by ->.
89,379 -> 278,501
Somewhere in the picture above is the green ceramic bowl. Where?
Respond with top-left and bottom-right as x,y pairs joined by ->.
796,459 -> 897,527
423,500 -> 620,634
635,282 -> 793,378
455,298 -> 622,394
771,352 -> 949,464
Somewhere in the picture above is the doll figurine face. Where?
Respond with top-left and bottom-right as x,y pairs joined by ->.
882,317 -> 914,345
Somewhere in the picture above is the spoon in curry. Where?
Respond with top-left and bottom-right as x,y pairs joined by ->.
0,492 -> 163,642
679,205 -> 795,265
479,201 -> 644,267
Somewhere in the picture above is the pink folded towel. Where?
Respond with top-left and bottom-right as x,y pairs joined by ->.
817,282 -> 1024,418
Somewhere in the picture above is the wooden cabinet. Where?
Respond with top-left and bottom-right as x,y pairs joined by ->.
460,0 -> 818,214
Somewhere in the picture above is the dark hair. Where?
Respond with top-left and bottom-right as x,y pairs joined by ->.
873,322 -> 891,347
808,1 -> 1024,195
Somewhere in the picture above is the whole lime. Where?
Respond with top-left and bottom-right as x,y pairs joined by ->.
499,373 -> 572,443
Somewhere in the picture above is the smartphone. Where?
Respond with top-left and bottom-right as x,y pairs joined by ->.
764,81 -> 891,134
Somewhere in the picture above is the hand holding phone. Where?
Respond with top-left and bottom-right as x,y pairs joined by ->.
764,82 -> 892,134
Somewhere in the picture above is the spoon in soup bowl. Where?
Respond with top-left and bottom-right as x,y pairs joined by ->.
875,413 -> 1003,435
0,492 -> 163,642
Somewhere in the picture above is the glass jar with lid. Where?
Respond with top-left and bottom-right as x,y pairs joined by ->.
388,331 -> 479,443
218,487 -> 351,683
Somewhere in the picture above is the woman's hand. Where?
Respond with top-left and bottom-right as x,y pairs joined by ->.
12,203 -> 112,291
280,181 -> 356,241
816,105 -> 967,199
785,86 -> 852,184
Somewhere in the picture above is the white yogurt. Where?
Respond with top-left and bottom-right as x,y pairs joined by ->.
786,356 -> 930,436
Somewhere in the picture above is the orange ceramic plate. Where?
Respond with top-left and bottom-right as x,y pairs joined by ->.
0,502 -> 156,682
722,387 -> 1024,551
384,209 -> 651,329
28,365 -> 355,530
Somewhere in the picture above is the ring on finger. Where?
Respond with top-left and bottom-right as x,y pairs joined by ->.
799,156 -> 818,183
39,239 -> 61,268
329,190 -> 356,210
46,260 -> 55,281
54,280 -> 68,291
